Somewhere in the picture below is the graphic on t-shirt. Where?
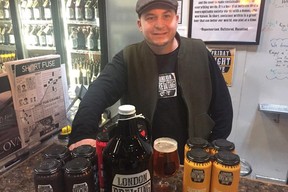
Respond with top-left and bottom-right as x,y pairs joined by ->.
158,73 -> 177,98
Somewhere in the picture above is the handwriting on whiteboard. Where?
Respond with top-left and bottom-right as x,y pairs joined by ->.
262,19 -> 288,32
266,38 -> 288,80
267,0 -> 288,8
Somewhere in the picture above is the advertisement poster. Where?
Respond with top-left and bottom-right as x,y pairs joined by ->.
4,55 -> 66,147
190,0 -> 265,44
208,47 -> 236,86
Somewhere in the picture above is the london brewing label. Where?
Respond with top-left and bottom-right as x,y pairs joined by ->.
112,170 -> 151,192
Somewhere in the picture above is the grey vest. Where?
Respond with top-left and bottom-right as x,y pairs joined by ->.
122,37 -> 215,139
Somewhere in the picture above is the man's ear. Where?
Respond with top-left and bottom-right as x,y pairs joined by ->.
137,19 -> 142,32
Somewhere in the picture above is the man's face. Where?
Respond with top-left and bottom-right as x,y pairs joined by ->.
137,8 -> 179,52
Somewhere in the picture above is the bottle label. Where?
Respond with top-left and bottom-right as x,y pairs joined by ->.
72,182 -> 88,192
191,168 -> 205,183
112,170 -> 151,192
37,184 -> 53,192
218,171 -> 233,185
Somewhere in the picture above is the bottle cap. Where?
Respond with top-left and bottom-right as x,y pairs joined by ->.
186,137 -> 209,149
186,148 -> 211,163
34,158 -> 62,175
214,151 -> 240,166
118,105 -> 136,115
64,157 -> 91,174
212,139 -> 235,151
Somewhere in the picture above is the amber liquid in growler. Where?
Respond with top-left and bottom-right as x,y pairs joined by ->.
103,105 -> 153,192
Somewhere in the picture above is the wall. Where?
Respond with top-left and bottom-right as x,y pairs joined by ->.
105,0 -> 288,181
227,0 -> 288,181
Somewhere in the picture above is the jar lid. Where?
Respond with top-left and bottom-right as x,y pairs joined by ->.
96,131 -> 109,142
212,139 -> 235,151
43,144 -> 70,160
71,145 -> 95,158
118,105 -> 136,115
186,137 -> 209,149
34,158 -> 62,175
186,148 -> 211,163
64,157 -> 91,174
214,151 -> 240,166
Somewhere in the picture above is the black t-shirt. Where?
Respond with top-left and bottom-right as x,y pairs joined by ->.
152,48 -> 188,164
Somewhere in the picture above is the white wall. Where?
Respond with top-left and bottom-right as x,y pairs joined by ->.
226,1 -> 288,181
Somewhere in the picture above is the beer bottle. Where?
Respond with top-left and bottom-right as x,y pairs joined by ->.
43,0 -> 51,20
3,0 -> 10,20
84,0 -> 94,21
66,0 -> 75,20
75,0 -> 84,20
7,24 -> 14,45
103,105 -> 153,192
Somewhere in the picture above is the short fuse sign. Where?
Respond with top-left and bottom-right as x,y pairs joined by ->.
209,47 -> 235,86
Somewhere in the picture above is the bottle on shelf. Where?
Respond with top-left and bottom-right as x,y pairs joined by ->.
32,0 -> 44,20
75,0 -> 84,20
29,25 -> 40,46
84,0 -> 94,21
93,0 -> 99,25
0,26 -> 4,44
0,1 -> 5,20
3,0 -> 10,20
37,25 -> 47,47
43,0 -> 51,20
26,0 -> 34,20
66,0 -> 75,20
77,26 -> 86,50
45,25 -> 54,47
3,24 -> 9,45
69,27 -> 78,49
7,24 -> 14,45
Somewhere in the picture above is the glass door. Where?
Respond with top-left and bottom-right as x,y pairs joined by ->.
17,0 -> 56,58
62,0 -> 101,89
0,0 -> 16,73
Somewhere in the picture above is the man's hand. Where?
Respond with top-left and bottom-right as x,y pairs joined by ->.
68,139 -> 96,151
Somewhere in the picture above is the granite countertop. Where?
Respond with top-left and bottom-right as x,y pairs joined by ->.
0,142 -> 288,192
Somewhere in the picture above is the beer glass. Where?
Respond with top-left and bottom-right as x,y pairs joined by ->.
153,137 -> 180,191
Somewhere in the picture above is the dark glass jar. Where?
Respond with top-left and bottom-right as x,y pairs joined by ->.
34,158 -> 64,192
64,157 -> 95,192
71,145 -> 99,192
43,143 -> 71,164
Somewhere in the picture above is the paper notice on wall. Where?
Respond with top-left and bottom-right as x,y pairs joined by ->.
208,47 -> 236,87
4,55 -> 67,147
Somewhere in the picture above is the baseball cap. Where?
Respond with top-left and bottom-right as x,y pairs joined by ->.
136,0 -> 178,16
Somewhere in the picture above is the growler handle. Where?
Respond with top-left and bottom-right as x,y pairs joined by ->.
135,115 -> 152,143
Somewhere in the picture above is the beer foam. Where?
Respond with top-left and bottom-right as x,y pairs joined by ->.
154,138 -> 178,153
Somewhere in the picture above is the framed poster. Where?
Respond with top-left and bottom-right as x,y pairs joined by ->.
188,0 -> 265,44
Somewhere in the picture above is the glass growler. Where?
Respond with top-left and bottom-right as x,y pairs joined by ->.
103,105 -> 153,192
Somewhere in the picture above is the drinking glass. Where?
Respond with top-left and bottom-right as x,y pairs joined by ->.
153,137 -> 180,191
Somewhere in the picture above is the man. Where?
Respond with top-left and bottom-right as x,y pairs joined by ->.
68,0 -> 233,163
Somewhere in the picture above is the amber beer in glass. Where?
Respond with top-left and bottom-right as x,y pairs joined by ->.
153,137 -> 180,191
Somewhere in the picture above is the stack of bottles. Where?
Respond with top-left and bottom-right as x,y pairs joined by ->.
183,138 -> 241,192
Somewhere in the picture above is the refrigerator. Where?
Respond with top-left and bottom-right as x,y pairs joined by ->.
0,0 -> 17,73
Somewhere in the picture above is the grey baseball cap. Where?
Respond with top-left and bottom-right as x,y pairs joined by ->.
136,0 -> 178,16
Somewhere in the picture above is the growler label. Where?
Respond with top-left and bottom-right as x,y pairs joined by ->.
218,171 -> 233,185
112,170 -> 151,192
191,169 -> 205,183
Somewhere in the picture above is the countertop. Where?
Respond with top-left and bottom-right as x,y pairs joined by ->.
0,141 -> 288,192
